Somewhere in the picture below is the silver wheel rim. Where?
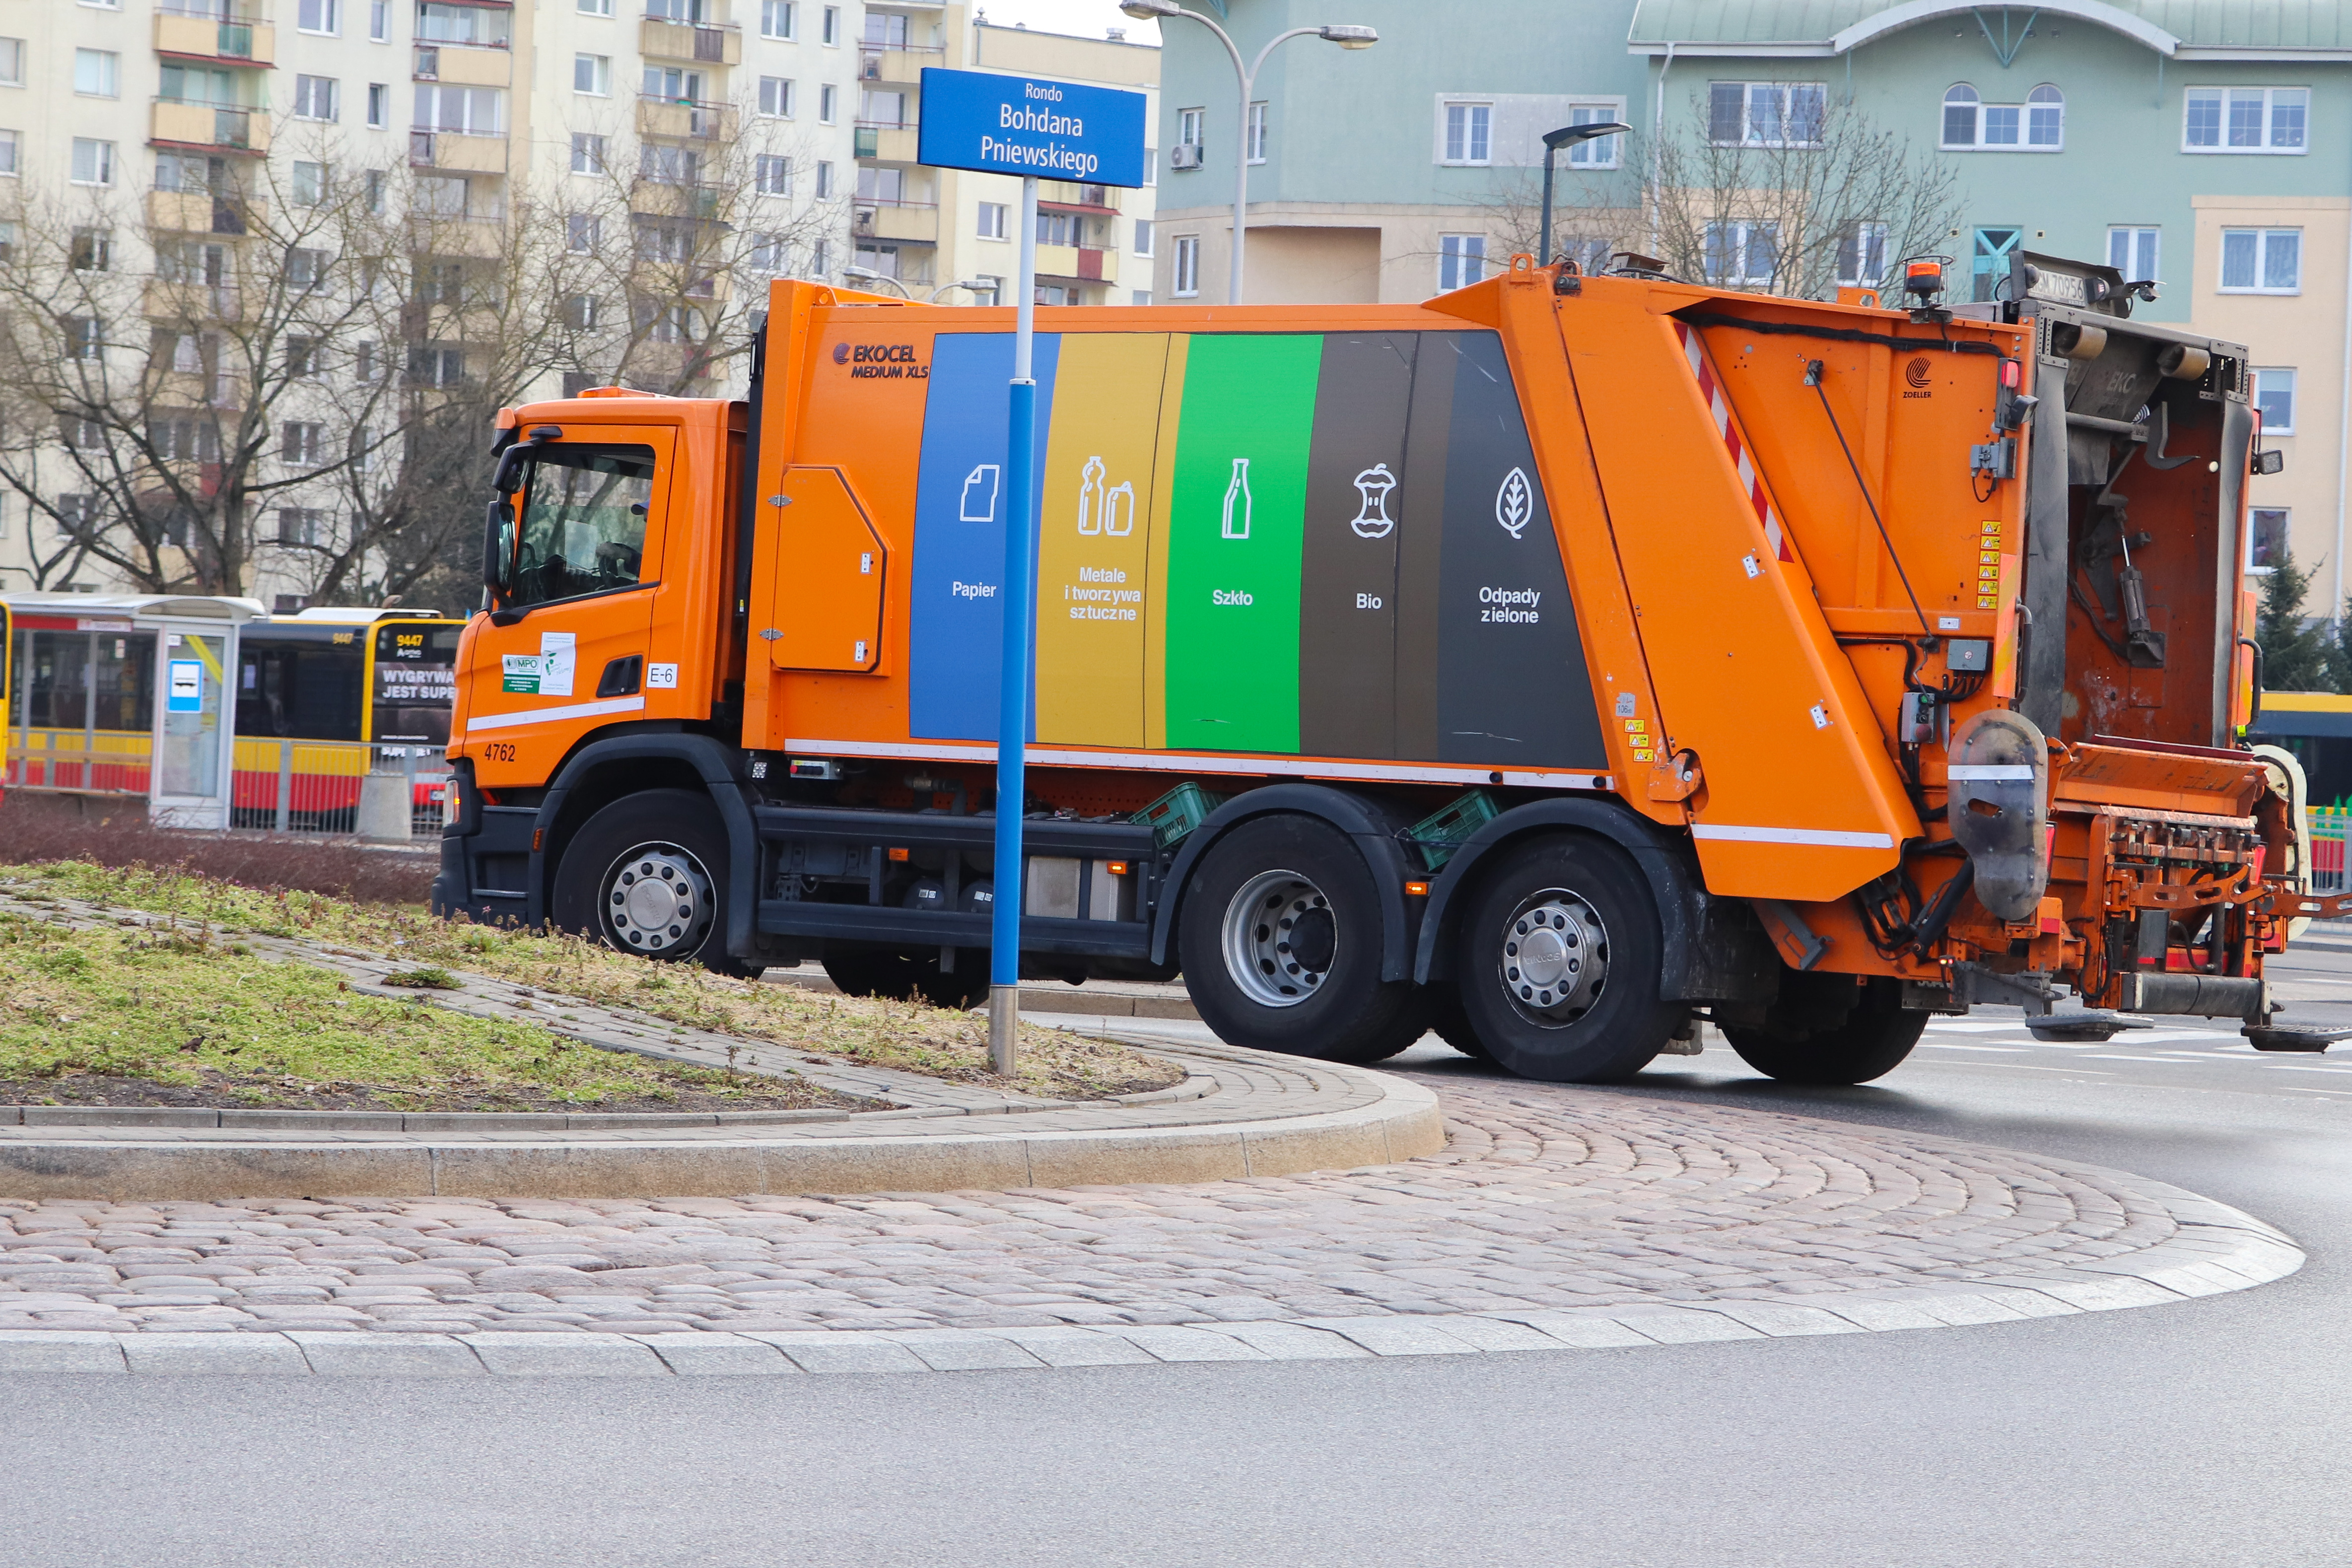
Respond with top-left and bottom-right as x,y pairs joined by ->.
601,841 -> 715,956
1221,868 -> 1335,1008
1496,886 -> 1609,1026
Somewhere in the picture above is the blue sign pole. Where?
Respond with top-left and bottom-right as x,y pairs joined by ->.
915,67 -> 1147,1075
987,175 -> 1041,1075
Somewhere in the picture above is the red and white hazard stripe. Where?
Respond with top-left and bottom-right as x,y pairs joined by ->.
1674,322 -> 1796,564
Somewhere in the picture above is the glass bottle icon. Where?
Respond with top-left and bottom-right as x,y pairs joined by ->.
1078,455 -> 1105,535
1221,457 -> 1252,540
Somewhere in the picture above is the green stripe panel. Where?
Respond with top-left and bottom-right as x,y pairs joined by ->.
1160,334 -> 1322,754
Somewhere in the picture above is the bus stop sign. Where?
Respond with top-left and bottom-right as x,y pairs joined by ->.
915,68 -> 1147,188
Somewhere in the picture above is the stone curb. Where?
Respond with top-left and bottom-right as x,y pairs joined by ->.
0,1039 -> 1446,1200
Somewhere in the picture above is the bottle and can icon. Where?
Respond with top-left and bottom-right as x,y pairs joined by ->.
1222,457 -> 1252,540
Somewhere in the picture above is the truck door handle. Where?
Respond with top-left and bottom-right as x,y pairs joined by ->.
597,655 -> 643,698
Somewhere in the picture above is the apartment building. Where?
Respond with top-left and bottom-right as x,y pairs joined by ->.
0,0 -> 858,603
1154,0 -> 2352,608
851,2 -> 1157,305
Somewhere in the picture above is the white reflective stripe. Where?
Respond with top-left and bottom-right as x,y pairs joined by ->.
1946,764 -> 2036,781
465,696 -> 646,734
782,736 -> 1609,792
1691,823 -> 1897,849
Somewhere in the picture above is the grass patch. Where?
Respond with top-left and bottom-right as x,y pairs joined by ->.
0,861 -> 1183,1100
0,916 -> 859,1112
379,966 -> 460,990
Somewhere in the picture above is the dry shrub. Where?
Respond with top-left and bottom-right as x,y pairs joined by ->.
0,793 -> 434,904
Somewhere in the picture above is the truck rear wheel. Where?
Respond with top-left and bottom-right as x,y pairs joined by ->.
550,789 -> 760,979
1723,977 -> 1924,1085
1178,815 -> 1420,1063
1453,834 -> 1683,1083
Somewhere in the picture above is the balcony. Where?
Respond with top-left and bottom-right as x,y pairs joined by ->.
409,130 -> 508,174
1040,180 -> 1120,213
638,97 -> 739,143
1036,245 -> 1117,284
413,43 -> 510,86
147,189 -> 264,235
853,202 -> 938,243
642,18 -> 741,65
634,182 -> 729,221
855,123 -> 920,162
154,11 -> 275,67
858,43 -> 940,86
152,99 -> 271,154
142,279 -> 249,323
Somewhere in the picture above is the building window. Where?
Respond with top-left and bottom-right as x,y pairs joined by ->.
1708,81 -> 1827,147
362,83 -> 389,128
281,422 -> 325,467
70,139 -> 115,187
759,76 -> 795,118
2248,508 -> 2290,573
570,133 -> 607,175
291,161 -> 329,205
293,75 -> 339,121
1131,290 -> 1152,306
1704,219 -> 1780,286
2185,87 -> 2308,153
0,40 -> 23,87
277,508 -> 325,547
69,230 -> 110,273
365,169 -> 385,212
1438,233 -> 1487,290
414,83 -> 503,135
73,50 -> 120,99
1564,103 -> 1624,167
1132,218 -> 1153,258
370,0 -> 389,40
579,0 -> 613,13
297,0 -> 340,35
1177,107 -> 1202,148
811,238 -> 832,275
286,248 -> 329,290
861,88 -> 907,127
1143,146 -> 1157,185
822,5 -> 839,45
761,0 -> 795,39
2221,228 -> 2301,293
2107,225 -> 2158,283
0,132 -> 15,177
977,201 -> 1007,240
574,55 -> 610,96
1172,234 -> 1199,297
1833,221 -> 1888,286
566,213 -> 600,253
1442,101 -> 1491,164
1940,82 -> 2063,150
815,159 -> 833,198
560,294 -> 599,330
819,83 -> 838,124
1034,210 -> 1075,247
756,154 -> 792,196
286,336 -> 321,377
751,232 -> 790,273
1246,100 -> 1267,163
2254,368 -> 2297,435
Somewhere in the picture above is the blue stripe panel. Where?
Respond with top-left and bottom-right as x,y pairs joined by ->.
908,331 -> 1062,742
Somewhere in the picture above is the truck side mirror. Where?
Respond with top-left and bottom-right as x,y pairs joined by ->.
483,495 -> 514,595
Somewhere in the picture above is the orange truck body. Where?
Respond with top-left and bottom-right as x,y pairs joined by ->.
435,252 -> 2327,1080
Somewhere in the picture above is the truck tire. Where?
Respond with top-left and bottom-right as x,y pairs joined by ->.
1452,834 -> 1684,1083
550,789 -> 761,979
1423,984 -> 1494,1065
1177,815 -> 1420,1064
822,945 -> 988,1011
1723,977 -> 1924,1085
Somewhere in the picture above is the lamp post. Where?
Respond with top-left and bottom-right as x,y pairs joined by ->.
842,268 -> 1000,303
1120,0 -> 1374,305
1537,121 -> 1632,268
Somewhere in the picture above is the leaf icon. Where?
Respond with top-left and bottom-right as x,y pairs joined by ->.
1495,467 -> 1532,539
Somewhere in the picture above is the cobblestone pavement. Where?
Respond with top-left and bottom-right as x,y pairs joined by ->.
0,1073 -> 2297,1357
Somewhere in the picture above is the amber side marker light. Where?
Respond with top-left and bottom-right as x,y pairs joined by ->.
1405,881 -> 1430,897
1107,861 -> 1129,876
888,847 -> 910,862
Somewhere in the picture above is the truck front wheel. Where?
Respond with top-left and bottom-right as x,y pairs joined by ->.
1178,815 -> 1423,1063
550,789 -> 760,979
1453,835 -> 1684,1083
1722,976 -> 1924,1085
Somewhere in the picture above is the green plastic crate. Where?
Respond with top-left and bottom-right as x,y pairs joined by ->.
1134,782 -> 1230,849
1409,789 -> 1501,871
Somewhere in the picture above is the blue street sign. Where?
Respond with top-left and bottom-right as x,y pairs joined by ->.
916,68 -> 1147,189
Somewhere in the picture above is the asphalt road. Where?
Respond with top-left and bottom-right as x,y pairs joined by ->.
12,943 -> 2352,1567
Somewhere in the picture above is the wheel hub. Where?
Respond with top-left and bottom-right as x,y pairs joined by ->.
1499,890 -> 1608,1024
605,844 -> 713,955
1223,869 -> 1334,1008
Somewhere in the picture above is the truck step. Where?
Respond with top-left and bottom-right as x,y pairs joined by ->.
2243,1025 -> 2352,1054
2024,1012 -> 2154,1044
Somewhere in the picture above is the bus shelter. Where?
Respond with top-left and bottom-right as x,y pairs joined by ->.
4,594 -> 262,829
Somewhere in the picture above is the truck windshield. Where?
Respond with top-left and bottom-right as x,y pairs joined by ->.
509,444 -> 657,608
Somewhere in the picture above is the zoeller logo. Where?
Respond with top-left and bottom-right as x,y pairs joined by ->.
1495,468 -> 1533,539
1904,356 -> 1933,389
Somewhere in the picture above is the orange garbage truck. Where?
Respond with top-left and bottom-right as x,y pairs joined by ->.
433,248 -> 2340,1084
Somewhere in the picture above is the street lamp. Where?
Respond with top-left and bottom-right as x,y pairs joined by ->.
1537,121 -> 1632,269
1120,0 -> 1375,305
843,269 -> 998,303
